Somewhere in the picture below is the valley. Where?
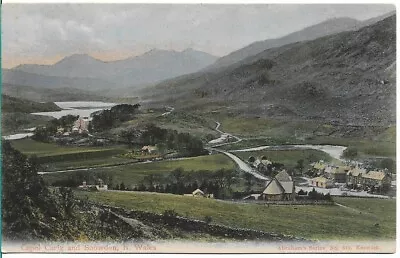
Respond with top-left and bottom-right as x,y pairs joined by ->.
1,6 -> 396,250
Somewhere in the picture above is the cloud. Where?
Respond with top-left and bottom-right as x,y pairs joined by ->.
2,4 -> 395,68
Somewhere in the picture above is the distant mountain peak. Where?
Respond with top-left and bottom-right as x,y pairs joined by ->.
56,53 -> 102,64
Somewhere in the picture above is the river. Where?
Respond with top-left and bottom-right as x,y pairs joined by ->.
230,144 -> 347,161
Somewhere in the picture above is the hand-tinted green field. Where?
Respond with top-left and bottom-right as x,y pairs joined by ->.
215,117 -> 395,158
43,157 -> 136,171
10,139 -> 129,163
75,191 -> 396,240
43,154 -> 235,187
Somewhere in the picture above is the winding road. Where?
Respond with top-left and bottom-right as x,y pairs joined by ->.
161,106 -> 175,116
207,121 -> 270,181
207,121 -> 242,147
206,120 -> 348,181
210,147 -> 270,180
37,105 -> 346,182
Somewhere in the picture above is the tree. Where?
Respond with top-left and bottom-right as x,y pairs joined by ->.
144,174 -> 159,189
248,156 -> 256,163
120,182 -> 126,191
170,168 -> 184,184
119,127 -> 138,146
58,187 -> 76,217
204,216 -> 212,224
341,147 -> 358,160
306,153 -> 319,163
295,159 -> 305,175
244,173 -> 253,192
380,158 -> 395,174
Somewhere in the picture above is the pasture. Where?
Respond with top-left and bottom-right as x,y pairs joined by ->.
75,191 -> 396,240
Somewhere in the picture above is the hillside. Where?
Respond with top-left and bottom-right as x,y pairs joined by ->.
138,15 -> 396,126
2,94 -> 61,113
11,48 -> 218,90
206,11 -> 394,71
206,17 -> 360,71
2,69 -> 115,91
1,83 -> 112,102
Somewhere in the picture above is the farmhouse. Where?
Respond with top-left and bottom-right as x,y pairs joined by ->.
325,165 -> 350,183
249,156 -> 273,174
78,179 -> 108,191
259,170 -> 295,201
312,161 -> 326,173
141,145 -> 158,154
360,170 -> 391,192
72,116 -> 89,134
311,177 -> 334,188
183,188 -> 214,198
346,167 -> 367,187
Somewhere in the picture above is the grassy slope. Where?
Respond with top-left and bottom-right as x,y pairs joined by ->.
1,93 -> 61,135
2,94 -> 61,113
75,191 -> 396,240
1,113 -> 53,135
43,154 -> 235,187
43,157 -> 135,171
11,138 -> 124,157
215,116 -> 395,158
119,110 -> 218,140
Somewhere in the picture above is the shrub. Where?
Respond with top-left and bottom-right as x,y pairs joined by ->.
163,209 -> 178,218
341,147 -> 358,160
204,215 -> 212,224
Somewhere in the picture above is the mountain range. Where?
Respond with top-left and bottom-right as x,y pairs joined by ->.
137,14 -> 396,126
205,11 -> 395,71
2,11 -> 396,126
4,48 -> 218,91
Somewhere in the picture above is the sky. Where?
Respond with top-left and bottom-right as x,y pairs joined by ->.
1,4 -> 396,68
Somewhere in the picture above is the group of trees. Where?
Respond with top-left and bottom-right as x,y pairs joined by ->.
120,123 -> 207,156
2,141 -> 85,240
91,104 -> 140,131
298,188 -> 332,201
51,171 -> 113,188
110,168 -> 239,199
341,147 -> 358,160
2,142 -> 146,241
32,114 -> 78,142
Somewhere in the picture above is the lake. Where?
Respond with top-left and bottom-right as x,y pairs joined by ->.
2,101 -> 117,140
31,101 -> 117,119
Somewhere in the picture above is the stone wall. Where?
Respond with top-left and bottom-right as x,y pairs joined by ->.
92,202 -> 310,242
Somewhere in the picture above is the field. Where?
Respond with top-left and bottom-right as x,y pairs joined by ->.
121,110 -> 218,140
11,138 -> 125,157
43,156 -> 135,171
234,149 -> 335,168
11,138 -> 129,164
43,154 -> 236,187
75,191 -> 396,240
214,117 -> 395,158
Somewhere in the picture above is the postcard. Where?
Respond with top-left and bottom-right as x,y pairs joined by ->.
1,2 -> 397,254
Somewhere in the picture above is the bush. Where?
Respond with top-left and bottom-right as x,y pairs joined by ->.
341,147 -> 358,160
298,189 -> 308,195
163,209 -> 178,218
204,215 -> 212,224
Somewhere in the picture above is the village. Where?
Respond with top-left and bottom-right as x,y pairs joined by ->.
23,106 -> 397,204
77,152 -> 396,203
